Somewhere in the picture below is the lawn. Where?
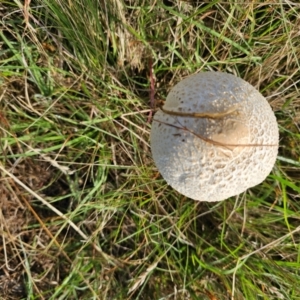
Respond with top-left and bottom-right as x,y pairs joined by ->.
0,1 -> 300,299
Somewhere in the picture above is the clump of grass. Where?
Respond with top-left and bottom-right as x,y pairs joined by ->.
0,1 -> 300,299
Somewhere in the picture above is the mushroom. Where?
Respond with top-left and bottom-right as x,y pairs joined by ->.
150,71 -> 279,202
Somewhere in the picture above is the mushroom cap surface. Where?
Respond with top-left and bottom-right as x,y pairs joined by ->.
150,71 -> 279,202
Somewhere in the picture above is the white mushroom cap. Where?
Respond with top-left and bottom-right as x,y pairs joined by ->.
150,71 -> 279,202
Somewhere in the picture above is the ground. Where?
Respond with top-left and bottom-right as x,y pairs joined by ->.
0,1 -> 300,299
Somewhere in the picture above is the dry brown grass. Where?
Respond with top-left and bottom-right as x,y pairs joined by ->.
0,1 -> 300,299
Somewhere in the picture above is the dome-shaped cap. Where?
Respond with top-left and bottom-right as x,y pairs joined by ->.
150,71 -> 279,202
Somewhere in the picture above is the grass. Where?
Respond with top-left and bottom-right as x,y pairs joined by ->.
0,0 -> 300,299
